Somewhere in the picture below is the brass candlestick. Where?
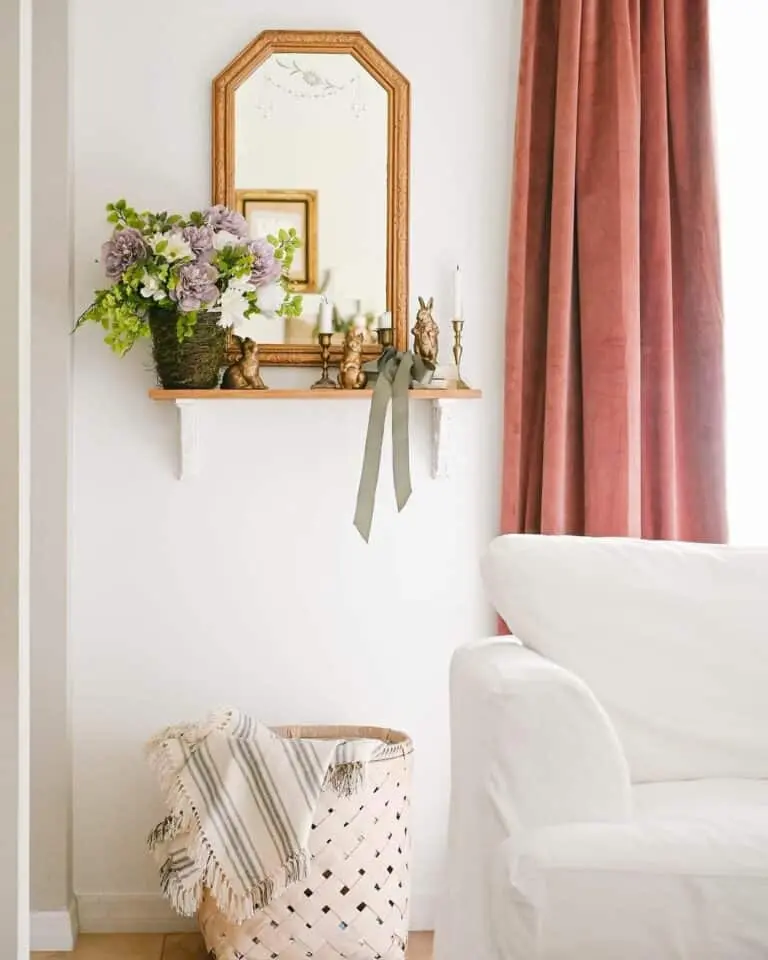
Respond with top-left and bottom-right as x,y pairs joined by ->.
377,326 -> 393,349
311,332 -> 337,389
452,319 -> 470,389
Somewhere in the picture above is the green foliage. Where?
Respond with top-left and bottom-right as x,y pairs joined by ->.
176,310 -> 198,342
78,288 -> 151,357
211,243 -> 252,280
267,230 -> 303,318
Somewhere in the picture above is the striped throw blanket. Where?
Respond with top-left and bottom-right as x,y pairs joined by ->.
146,709 -> 401,923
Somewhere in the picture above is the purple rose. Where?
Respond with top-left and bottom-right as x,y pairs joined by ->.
101,227 -> 147,280
170,261 -> 220,313
203,204 -> 249,240
249,238 -> 282,287
182,224 -> 214,256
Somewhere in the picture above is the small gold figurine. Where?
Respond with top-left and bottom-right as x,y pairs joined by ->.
221,338 -> 267,390
412,296 -> 439,365
338,327 -> 368,389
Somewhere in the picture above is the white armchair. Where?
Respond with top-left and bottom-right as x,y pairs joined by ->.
435,535 -> 768,960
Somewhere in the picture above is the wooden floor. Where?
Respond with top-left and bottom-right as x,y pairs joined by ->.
33,930 -> 433,959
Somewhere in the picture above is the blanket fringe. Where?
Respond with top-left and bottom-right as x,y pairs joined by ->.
158,845 -> 311,922
284,849 -> 310,888
325,760 -> 366,797
147,812 -> 186,852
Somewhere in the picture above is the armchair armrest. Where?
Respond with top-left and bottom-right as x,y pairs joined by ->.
435,638 -> 631,960
450,638 -> 632,832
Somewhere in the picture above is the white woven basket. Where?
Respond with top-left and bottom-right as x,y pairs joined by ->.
198,725 -> 413,960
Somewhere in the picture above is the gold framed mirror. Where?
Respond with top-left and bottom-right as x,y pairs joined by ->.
212,30 -> 410,366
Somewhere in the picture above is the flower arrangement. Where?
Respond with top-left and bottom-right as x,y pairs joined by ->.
78,200 -> 303,355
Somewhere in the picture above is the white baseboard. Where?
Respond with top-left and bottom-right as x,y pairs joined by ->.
77,894 -> 198,934
77,891 -> 436,935
31,899 -> 79,952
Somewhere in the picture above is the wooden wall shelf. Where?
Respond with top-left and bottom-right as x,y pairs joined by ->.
149,388 -> 482,401
147,387 -> 482,480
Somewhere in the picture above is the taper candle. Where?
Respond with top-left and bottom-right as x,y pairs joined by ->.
318,298 -> 333,335
352,299 -> 366,329
453,265 -> 463,320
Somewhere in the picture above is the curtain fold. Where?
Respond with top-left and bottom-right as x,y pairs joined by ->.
502,0 -> 726,542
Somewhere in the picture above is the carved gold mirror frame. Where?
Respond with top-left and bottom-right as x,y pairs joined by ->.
212,30 -> 410,366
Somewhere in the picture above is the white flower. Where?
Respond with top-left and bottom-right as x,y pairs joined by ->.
149,233 -> 194,263
149,232 -> 193,262
256,281 -> 285,316
139,271 -> 166,301
228,276 -> 255,295
218,285 -> 252,330
213,230 -> 246,251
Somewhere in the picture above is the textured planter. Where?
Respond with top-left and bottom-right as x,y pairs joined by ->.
149,309 -> 226,389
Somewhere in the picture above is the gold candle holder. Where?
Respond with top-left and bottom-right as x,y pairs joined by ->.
377,326 -> 394,349
311,332 -> 337,389
452,319 -> 470,389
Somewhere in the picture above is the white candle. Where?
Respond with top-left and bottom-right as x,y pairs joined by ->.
353,299 -> 366,329
453,265 -> 463,320
378,310 -> 392,330
318,299 -> 333,335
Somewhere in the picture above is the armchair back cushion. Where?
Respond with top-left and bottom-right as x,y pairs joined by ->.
482,535 -> 768,782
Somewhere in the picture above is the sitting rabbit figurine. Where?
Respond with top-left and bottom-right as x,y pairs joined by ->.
222,338 -> 267,390
412,296 -> 439,365
338,327 -> 368,389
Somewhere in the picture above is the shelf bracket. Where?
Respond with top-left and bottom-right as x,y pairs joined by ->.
431,399 -> 458,480
167,394 -> 472,480
175,400 -> 200,480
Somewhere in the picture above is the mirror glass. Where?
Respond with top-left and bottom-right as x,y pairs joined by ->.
234,52 -> 388,346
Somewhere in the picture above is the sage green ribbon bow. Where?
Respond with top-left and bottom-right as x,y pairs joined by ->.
353,349 -> 431,542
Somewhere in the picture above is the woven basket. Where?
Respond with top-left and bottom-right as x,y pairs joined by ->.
149,308 -> 226,389
198,725 -> 413,960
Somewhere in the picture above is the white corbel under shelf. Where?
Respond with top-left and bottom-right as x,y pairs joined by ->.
148,388 -> 482,481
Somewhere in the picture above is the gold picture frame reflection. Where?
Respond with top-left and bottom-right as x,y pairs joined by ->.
236,189 -> 318,293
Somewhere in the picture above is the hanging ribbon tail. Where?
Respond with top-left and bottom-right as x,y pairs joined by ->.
391,354 -> 414,513
353,350 -> 398,541
353,349 -> 420,542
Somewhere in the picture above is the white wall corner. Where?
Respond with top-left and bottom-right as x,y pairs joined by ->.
30,899 -> 78,952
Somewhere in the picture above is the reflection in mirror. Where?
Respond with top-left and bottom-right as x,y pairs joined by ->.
234,53 -> 388,346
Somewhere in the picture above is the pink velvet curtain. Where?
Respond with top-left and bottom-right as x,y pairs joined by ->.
502,0 -> 727,541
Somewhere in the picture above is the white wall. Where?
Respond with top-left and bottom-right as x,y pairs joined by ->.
72,0 -> 519,930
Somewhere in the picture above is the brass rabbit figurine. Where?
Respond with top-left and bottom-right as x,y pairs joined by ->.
412,296 -> 439,365
338,327 -> 368,389
222,338 -> 267,390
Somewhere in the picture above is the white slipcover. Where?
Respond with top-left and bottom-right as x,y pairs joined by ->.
435,536 -> 768,960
